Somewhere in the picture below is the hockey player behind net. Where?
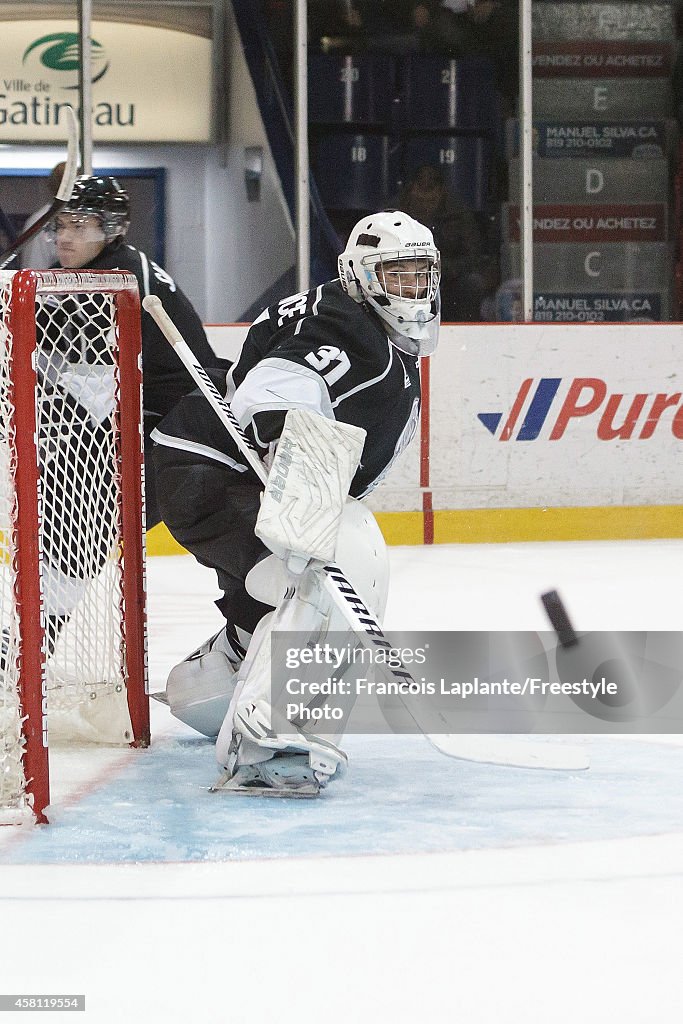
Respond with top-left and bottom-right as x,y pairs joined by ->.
50,174 -> 226,529
34,174 -> 226,661
152,212 -> 441,796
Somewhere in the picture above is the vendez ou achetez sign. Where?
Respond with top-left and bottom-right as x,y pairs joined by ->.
0,20 -> 212,142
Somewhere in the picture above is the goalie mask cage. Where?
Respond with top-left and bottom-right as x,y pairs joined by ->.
0,269 -> 148,825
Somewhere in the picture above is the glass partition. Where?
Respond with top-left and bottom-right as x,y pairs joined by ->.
277,0 -> 682,323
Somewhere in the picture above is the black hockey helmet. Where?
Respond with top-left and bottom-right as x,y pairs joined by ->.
63,175 -> 130,241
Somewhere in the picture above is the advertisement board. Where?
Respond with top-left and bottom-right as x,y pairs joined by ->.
426,324 -> 683,512
200,324 -> 683,544
505,118 -> 678,160
0,20 -> 212,142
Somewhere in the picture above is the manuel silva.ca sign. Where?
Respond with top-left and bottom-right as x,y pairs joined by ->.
0,20 -> 212,142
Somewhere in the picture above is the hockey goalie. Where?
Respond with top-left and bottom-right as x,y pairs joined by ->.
151,211 -> 441,796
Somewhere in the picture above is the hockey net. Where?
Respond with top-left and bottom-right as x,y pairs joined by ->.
0,270 -> 148,824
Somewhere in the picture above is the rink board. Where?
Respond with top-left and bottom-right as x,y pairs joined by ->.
424,324 -> 683,509
143,322 -> 683,551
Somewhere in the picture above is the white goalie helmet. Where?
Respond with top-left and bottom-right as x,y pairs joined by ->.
338,211 -> 441,356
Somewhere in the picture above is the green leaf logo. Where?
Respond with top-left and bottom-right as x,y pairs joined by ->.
23,32 -> 110,85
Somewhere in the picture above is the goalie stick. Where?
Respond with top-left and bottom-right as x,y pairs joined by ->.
0,105 -> 79,269
143,294 -> 589,772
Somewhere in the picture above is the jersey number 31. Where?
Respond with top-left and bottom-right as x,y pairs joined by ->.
304,346 -> 351,386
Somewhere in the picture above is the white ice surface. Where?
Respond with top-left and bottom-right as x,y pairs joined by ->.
1,540 -> 682,1022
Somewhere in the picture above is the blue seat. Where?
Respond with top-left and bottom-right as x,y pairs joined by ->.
313,133 -> 399,210
308,54 -> 396,126
402,136 -> 492,211
398,55 -> 499,133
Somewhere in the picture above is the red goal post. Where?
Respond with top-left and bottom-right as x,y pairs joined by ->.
0,269 -> 149,825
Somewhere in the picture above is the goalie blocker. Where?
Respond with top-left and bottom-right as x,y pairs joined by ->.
256,408 -> 366,570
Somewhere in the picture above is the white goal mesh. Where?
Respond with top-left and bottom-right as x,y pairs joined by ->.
0,269 -> 148,824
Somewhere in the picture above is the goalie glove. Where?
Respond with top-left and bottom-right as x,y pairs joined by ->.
255,409 -> 366,574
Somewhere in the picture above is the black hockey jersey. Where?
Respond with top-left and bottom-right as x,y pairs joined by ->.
62,242 -> 222,424
154,280 -> 421,498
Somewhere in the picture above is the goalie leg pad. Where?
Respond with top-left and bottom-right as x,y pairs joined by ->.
215,503 -> 388,788
334,498 -> 389,621
42,562 -> 89,617
215,577 -> 350,784
184,625 -> 246,667
163,629 -> 241,737
244,553 -> 289,608
245,498 -> 389,619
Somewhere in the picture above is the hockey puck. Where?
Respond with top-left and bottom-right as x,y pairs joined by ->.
541,590 -> 578,648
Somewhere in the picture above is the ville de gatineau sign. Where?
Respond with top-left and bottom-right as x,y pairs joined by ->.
0,21 -> 211,142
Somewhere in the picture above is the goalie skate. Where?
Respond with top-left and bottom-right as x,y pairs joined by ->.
232,697 -> 348,780
211,754 -> 322,798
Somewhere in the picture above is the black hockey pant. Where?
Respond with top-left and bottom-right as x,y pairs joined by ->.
152,443 -> 273,638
